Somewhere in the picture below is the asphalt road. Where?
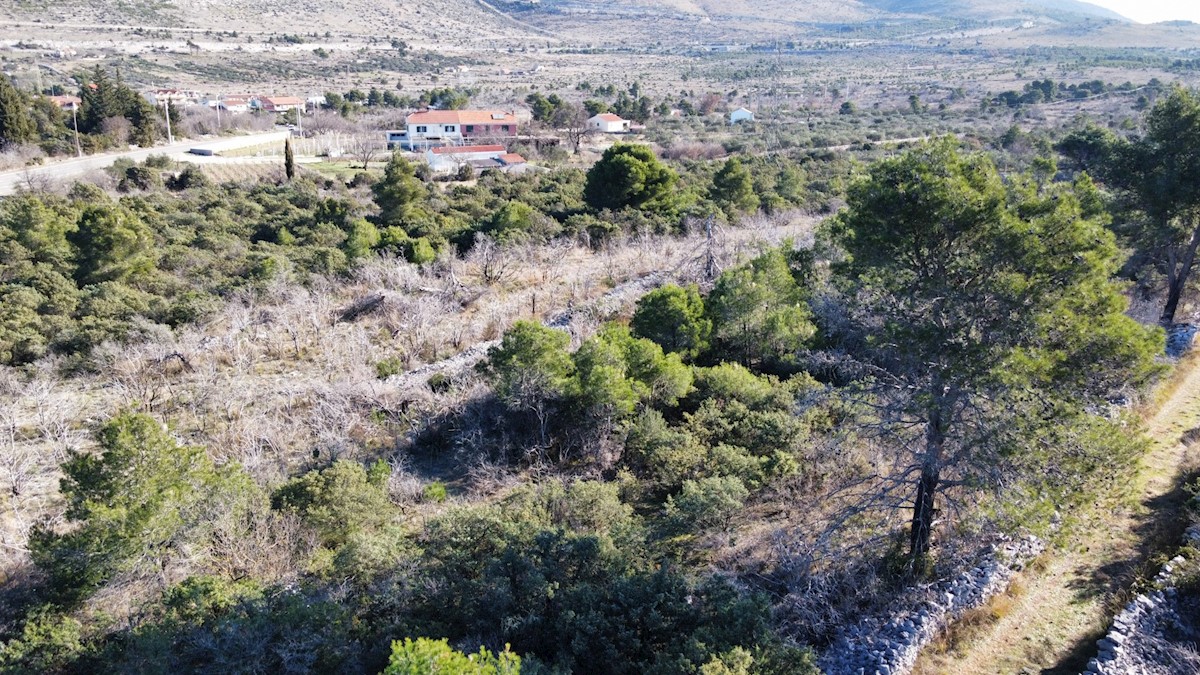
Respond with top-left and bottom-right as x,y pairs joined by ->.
0,130 -> 292,196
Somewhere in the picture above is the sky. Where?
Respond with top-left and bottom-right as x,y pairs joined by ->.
1082,0 -> 1200,23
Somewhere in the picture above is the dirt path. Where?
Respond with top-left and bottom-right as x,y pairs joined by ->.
915,355 -> 1200,674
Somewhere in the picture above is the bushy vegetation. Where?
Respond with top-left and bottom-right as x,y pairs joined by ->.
3,85 -> 1196,674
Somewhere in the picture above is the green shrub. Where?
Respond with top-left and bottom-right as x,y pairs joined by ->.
377,356 -> 405,379
383,638 -> 521,675
666,476 -> 749,532
423,481 -> 449,503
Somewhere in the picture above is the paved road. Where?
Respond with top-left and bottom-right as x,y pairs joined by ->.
0,130 -> 291,196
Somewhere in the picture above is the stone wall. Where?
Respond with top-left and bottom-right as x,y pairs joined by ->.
819,535 -> 1044,675
1082,524 -> 1200,675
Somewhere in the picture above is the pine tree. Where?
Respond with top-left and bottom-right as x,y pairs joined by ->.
710,157 -> 759,215
0,73 -> 35,148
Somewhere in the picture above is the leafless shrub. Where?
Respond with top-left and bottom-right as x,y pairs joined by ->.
661,141 -> 726,160
101,116 -> 132,145
385,458 -> 425,504
177,106 -> 228,137
0,144 -> 46,171
302,111 -> 355,136
467,234 -> 519,286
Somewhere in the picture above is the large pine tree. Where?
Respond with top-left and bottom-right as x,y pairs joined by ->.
830,139 -> 1164,562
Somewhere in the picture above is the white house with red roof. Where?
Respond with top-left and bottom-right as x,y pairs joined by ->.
389,110 -> 519,149
587,113 -> 631,133
260,96 -> 305,113
424,144 -> 527,173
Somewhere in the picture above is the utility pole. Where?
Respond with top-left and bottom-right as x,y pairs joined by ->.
71,105 -> 82,157
215,93 -> 221,130
163,98 -> 174,144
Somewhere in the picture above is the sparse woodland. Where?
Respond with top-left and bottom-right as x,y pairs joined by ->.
3,80 -> 1200,675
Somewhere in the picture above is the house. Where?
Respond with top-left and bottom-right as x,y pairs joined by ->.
730,107 -> 755,124
144,89 -> 203,106
395,110 -> 519,149
424,145 -> 527,173
218,97 -> 251,113
46,95 -> 81,111
261,96 -> 305,113
587,113 -> 631,133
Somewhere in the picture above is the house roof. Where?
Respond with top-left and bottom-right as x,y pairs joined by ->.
500,153 -> 526,164
46,95 -> 81,107
429,145 -> 506,155
220,97 -> 250,105
263,96 -> 304,106
731,107 -> 754,114
407,110 -> 518,125
592,113 -> 626,122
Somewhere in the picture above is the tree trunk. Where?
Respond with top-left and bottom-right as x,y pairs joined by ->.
1161,220 -> 1200,326
910,402 -> 945,562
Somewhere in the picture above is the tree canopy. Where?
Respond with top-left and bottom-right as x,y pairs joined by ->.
829,139 -> 1163,560
1058,87 -> 1200,325
583,143 -> 678,213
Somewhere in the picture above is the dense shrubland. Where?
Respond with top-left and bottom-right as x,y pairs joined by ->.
3,88 -> 1199,673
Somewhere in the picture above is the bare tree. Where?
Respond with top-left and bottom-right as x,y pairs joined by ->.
349,124 -> 385,169
556,103 -> 593,154
467,233 -> 519,286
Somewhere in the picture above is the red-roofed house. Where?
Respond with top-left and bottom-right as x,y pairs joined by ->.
261,96 -> 305,113
46,95 -> 81,111
587,112 -> 631,133
397,110 -> 518,149
424,145 -> 527,173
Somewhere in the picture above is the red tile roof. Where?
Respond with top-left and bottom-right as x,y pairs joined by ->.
430,145 -> 506,155
262,96 -> 304,106
500,153 -> 526,164
408,110 -> 517,125
594,113 -> 625,122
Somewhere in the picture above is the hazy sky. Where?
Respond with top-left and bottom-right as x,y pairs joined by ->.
1082,0 -> 1200,23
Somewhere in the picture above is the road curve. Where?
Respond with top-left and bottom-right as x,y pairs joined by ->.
0,130 -> 291,196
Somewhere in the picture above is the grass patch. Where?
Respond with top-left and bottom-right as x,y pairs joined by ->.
923,576 -> 1026,659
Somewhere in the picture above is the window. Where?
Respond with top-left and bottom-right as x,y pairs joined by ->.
416,125 -> 427,133
465,125 -> 475,132
502,125 -> 511,132
445,125 -> 457,133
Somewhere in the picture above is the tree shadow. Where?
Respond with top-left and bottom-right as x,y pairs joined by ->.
1041,453 -> 1199,674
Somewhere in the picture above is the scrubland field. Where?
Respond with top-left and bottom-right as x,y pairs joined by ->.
3,1 -> 1200,673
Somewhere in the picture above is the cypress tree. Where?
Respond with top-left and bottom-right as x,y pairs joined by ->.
0,73 -> 35,148
284,137 -> 296,180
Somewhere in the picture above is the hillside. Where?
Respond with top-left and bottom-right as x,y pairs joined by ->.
0,0 -> 548,41
1,0 -> 1128,42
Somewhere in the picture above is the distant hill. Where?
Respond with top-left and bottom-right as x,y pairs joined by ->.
861,0 -> 1127,21
0,0 -> 1139,41
493,0 -> 1133,42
